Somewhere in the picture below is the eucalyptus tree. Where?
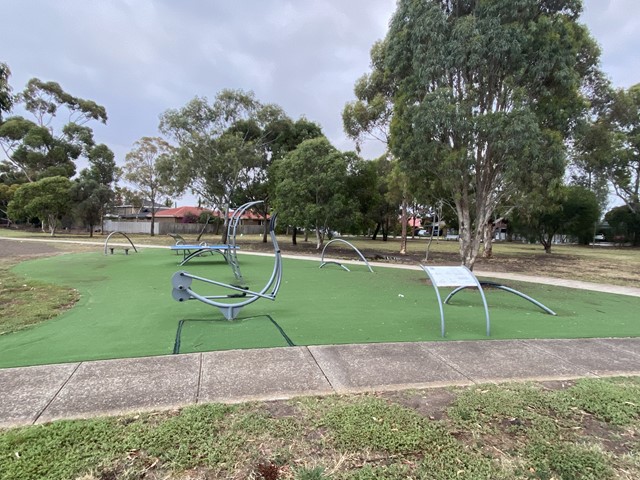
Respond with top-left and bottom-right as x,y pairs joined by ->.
603,84 -> 640,212
605,205 -> 640,245
343,40 -> 394,153
233,116 -> 323,242
383,0 -> 601,269
271,137 -> 355,250
0,78 -> 108,183
0,183 -> 19,224
0,62 -> 13,122
510,185 -> 599,253
343,39 -> 415,251
123,137 -> 178,236
72,144 -> 118,236
160,89 -> 289,242
7,176 -> 73,235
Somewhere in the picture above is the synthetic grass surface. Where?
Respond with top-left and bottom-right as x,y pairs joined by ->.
0,248 -> 638,368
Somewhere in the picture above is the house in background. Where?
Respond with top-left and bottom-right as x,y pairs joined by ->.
154,206 -> 210,224
104,204 -> 267,235
108,202 -> 171,221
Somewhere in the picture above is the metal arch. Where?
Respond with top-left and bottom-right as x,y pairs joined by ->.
421,265 -> 490,337
103,231 -> 138,255
171,212 -> 283,321
226,200 -> 264,283
445,282 -> 557,316
319,239 -> 374,273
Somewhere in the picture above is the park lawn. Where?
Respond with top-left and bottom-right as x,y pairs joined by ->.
0,248 -> 638,368
1,377 -> 639,479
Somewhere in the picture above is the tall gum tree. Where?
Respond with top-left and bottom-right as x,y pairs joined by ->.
606,84 -> 640,212
159,90 -> 288,243
343,39 -> 417,254
0,77 -> 108,182
7,176 -> 73,235
271,137 -> 354,250
123,137 -> 178,236
0,62 -> 13,122
384,0 -> 601,269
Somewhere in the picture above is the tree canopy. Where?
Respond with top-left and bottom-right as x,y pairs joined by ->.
123,137 -> 178,236
383,0 -> 601,268
0,77 -> 110,183
271,137 -> 356,249
0,62 -> 13,122
7,176 -> 73,235
159,89 -> 292,242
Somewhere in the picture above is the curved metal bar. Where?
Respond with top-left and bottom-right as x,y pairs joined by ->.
421,265 -> 490,337
445,282 -> 556,316
319,238 -> 374,273
226,200 -> 264,282
175,245 -> 233,266
423,270 -> 447,338
172,212 -> 282,320
103,231 -> 138,255
319,261 -> 350,272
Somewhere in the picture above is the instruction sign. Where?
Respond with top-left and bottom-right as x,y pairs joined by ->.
423,266 -> 478,287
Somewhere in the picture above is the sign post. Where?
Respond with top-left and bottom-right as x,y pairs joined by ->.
421,265 -> 490,337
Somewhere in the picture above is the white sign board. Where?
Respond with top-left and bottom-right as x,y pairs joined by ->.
420,265 -> 490,337
423,266 -> 478,287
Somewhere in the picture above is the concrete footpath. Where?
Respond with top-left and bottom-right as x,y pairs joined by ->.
2,338 -> 640,429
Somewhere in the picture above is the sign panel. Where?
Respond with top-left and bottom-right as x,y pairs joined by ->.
423,266 -> 478,287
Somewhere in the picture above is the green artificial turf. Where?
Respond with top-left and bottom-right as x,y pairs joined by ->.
0,248 -> 638,368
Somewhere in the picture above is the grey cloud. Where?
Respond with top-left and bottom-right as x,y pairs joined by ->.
1,0 -> 638,197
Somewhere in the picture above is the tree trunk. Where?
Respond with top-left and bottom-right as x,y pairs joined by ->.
196,214 -> 210,242
315,225 -> 324,250
482,221 -> 494,258
455,196 -> 483,270
400,198 -> 408,255
424,229 -> 435,263
261,203 -> 269,243
89,224 -> 94,238
150,198 -> 156,237
540,233 -> 553,254
371,222 -> 381,240
292,227 -> 297,245
47,214 -> 56,236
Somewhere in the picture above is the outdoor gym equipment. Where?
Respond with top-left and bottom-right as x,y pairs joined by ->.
171,204 -> 282,320
103,231 -> 138,255
319,238 -> 374,273
421,265 -> 556,337
170,244 -> 237,266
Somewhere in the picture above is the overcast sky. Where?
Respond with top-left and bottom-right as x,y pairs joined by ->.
2,0 -> 639,205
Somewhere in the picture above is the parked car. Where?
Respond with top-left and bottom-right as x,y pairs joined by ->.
594,234 -> 605,241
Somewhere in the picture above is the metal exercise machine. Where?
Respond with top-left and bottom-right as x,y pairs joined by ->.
171,204 -> 282,320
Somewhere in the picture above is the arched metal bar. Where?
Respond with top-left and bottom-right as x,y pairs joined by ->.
319,238 -> 374,273
103,231 -> 138,255
175,246 -> 231,266
172,212 -> 282,320
319,260 -> 351,272
226,200 -> 264,283
421,265 -> 490,337
444,281 -> 556,316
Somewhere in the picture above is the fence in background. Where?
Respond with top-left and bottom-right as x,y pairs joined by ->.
103,221 -> 263,236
